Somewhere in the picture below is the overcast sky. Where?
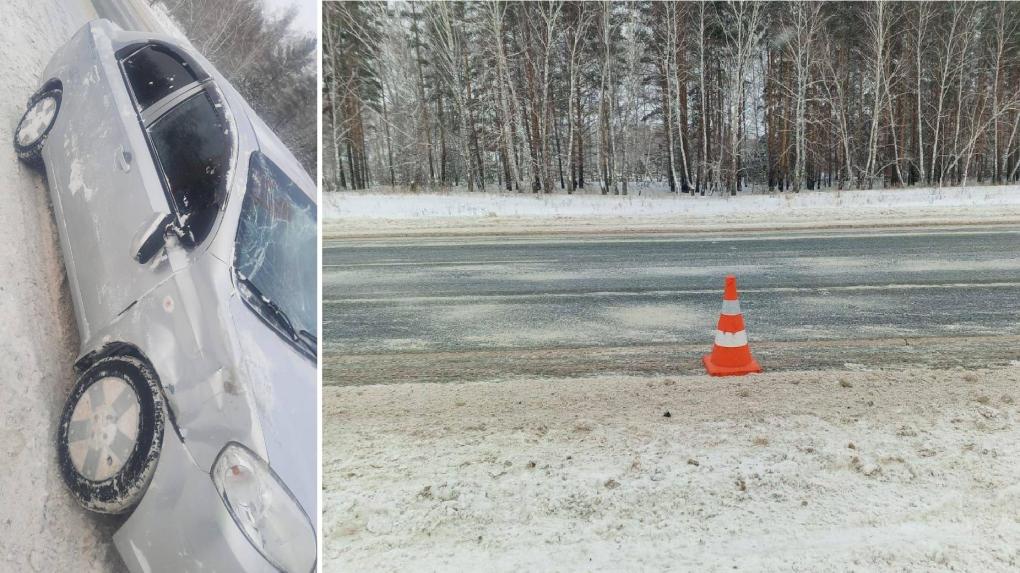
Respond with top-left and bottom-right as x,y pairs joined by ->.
262,0 -> 317,34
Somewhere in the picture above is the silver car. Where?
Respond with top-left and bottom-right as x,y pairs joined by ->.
12,20 -> 317,572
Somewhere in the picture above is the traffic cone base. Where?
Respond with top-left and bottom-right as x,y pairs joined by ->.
703,275 -> 763,377
702,353 -> 762,376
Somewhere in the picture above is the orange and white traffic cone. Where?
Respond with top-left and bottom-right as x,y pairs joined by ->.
703,275 -> 762,376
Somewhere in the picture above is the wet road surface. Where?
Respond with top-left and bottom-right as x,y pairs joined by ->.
324,225 -> 1020,384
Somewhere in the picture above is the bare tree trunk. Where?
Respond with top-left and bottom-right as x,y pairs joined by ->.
720,0 -> 762,195
698,1 -> 709,194
864,0 -> 888,186
667,3 -> 691,192
788,1 -> 820,193
324,10 -> 345,190
576,80 -> 585,189
929,4 -> 964,186
947,5 -> 971,186
487,1 -> 523,192
914,1 -> 930,184
598,0 -> 615,195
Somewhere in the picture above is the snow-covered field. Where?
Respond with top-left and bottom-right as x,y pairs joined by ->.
323,366 -> 1020,572
324,185 -> 1020,237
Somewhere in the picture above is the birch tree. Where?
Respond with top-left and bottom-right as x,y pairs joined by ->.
324,0 -> 1020,195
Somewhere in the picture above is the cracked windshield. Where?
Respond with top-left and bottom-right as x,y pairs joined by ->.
236,152 -> 317,347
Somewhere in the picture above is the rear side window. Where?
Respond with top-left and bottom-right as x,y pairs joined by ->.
123,45 -> 197,109
149,92 -> 230,243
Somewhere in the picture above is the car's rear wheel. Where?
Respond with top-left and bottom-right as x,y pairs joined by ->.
13,86 -> 62,167
57,356 -> 165,514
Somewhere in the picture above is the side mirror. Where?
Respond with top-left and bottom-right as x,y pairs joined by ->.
133,212 -> 175,264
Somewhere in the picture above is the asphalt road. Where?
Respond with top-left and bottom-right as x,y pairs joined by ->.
324,225 -> 1020,385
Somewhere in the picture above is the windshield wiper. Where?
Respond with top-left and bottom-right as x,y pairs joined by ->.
297,329 -> 317,355
236,273 -> 298,341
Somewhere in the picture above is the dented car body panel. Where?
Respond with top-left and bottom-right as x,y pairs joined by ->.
36,19 -> 316,570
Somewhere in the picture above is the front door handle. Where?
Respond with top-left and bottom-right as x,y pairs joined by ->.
115,146 -> 133,172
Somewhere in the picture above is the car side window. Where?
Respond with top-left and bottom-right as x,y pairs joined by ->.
148,91 -> 230,244
123,45 -> 197,110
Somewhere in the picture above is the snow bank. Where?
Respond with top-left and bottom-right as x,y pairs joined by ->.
324,185 -> 1020,237
325,185 -> 1020,220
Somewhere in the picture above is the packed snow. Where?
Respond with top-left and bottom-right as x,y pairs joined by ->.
323,366 -> 1020,572
324,185 -> 1020,238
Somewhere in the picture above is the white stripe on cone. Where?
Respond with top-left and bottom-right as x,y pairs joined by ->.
720,300 -> 742,315
714,330 -> 749,347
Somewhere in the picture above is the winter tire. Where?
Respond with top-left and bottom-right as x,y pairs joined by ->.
13,85 -> 62,167
57,356 -> 164,514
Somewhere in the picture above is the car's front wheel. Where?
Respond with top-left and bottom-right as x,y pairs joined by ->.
57,356 -> 165,514
13,85 -> 62,167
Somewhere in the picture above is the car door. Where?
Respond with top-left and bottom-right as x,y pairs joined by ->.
55,42 -> 231,341
48,41 -> 171,340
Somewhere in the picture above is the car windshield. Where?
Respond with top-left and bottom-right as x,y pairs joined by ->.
234,152 -> 317,355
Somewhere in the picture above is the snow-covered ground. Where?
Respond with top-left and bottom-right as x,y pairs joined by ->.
324,185 -> 1020,237
323,365 -> 1020,572
1,1 -> 125,570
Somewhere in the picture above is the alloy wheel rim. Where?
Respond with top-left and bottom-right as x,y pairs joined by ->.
67,376 -> 141,482
16,95 -> 58,147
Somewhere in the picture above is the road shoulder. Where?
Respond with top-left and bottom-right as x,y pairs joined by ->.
324,365 -> 1020,572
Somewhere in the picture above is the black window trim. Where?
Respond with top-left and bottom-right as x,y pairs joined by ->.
116,42 -> 208,114
117,43 -> 236,246
140,81 -> 206,127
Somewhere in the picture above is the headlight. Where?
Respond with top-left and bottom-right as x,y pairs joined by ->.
212,443 -> 316,573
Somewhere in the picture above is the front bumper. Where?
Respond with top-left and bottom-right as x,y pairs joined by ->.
113,428 -> 277,573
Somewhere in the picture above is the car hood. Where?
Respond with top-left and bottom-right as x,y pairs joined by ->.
224,293 -> 317,527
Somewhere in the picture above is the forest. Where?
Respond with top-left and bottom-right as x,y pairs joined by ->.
157,0 -> 317,172
325,0 -> 1020,196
